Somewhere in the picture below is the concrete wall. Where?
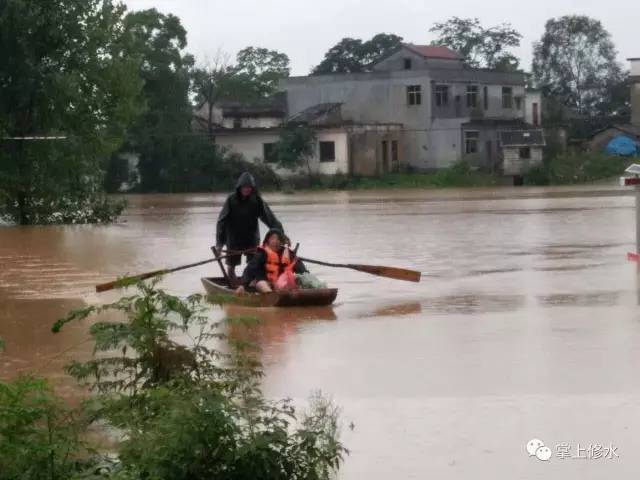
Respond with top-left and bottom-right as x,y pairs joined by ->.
286,71 -> 432,169
482,84 -> 525,119
348,128 -> 404,176
632,82 -> 640,127
373,50 -> 428,71
283,69 -> 527,171
221,117 -> 281,129
372,49 -> 463,72
216,130 -> 349,177
502,146 -> 543,175
460,127 -> 501,171
426,119 -> 463,169
524,91 -> 542,126
217,131 -> 280,165
312,130 -> 349,175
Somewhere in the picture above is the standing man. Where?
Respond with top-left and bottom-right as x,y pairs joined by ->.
215,172 -> 285,284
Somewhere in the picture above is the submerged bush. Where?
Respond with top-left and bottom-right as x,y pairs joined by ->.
525,152 -> 632,185
49,280 -> 346,479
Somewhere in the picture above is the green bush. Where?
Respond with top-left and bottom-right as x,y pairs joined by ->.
51,280 -> 347,479
0,376 -> 89,480
525,152 -> 633,185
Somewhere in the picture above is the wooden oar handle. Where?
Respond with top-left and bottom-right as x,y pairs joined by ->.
95,254 -> 235,293
95,269 -> 167,293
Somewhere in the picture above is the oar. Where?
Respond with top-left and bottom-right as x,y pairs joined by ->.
298,257 -> 421,283
95,254 -> 234,293
211,246 -> 231,285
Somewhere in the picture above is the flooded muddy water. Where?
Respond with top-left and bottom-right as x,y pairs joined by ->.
2,185 -> 640,479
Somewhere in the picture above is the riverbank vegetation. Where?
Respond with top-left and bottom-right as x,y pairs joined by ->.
0,281 -> 346,479
524,152 -> 633,185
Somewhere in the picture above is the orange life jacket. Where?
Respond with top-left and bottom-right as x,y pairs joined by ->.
260,246 -> 297,285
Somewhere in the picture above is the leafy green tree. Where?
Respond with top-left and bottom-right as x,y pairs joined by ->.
312,33 -> 403,74
121,8 -> 195,192
235,46 -> 290,97
275,125 -> 317,180
0,0 -> 144,224
532,15 -> 624,117
429,17 -> 521,71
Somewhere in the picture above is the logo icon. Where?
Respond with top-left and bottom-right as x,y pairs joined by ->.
526,438 -> 551,462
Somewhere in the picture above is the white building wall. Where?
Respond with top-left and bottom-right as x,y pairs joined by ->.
221,117 -> 281,129
427,118 -> 463,168
216,130 -> 349,177
503,147 -> 543,175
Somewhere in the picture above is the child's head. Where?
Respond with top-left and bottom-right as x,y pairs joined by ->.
263,228 -> 285,250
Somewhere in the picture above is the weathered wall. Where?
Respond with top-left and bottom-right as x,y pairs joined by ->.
632,82 -> 640,127
524,91 -> 542,126
502,147 -> 543,175
348,127 -> 404,176
372,49 -> 463,72
460,127 -> 501,171
312,130 -> 350,175
221,117 -> 281,129
372,50 -> 429,72
216,130 -> 349,177
283,69 -> 528,170
426,119 -> 463,169
217,131 -> 280,165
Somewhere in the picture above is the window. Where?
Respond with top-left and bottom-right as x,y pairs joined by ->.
263,143 -> 277,163
514,96 -> 522,110
532,102 -> 539,126
319,141 -> 335,162
483,86 -> 488,110
502,87 -> 513,109
233,117 -> 242,129
464,131 -> 479,154
404,58 -> 412,70
407,85 -> 422,105
435,85 -> 449,107
519,147 -> 531,159
466,85 -> 479,108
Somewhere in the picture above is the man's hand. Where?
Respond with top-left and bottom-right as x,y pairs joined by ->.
235,285 -> 246,296
214,244 -> 224,254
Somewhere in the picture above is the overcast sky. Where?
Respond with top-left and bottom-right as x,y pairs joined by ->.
124,0 -> 639,76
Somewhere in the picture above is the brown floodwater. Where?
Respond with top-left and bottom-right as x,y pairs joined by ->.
2,186 -> 640,479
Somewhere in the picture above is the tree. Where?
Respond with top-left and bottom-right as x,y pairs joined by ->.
235,46 -> 290,98
275,124 -> 317,180
0,0 -> 144,224
121,8 -> 195,192
429,17 -> 521,71
312,33 -> 403,74
532,15 -> 624,117
192,59 -> 240,139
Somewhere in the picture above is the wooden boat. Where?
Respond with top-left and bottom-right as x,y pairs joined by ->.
201,277 -> 338,307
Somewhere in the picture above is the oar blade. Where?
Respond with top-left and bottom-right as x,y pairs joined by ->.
349,264 -> 421,283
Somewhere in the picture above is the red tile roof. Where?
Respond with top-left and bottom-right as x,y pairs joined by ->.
403,44 -> 461,60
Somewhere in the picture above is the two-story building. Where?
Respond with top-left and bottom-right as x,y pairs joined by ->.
194,43 -> 545,177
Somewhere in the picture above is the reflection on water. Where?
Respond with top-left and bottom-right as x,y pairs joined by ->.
3,186 -> 640,479
537,291 -> 621,308
362,302 -> 423,318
